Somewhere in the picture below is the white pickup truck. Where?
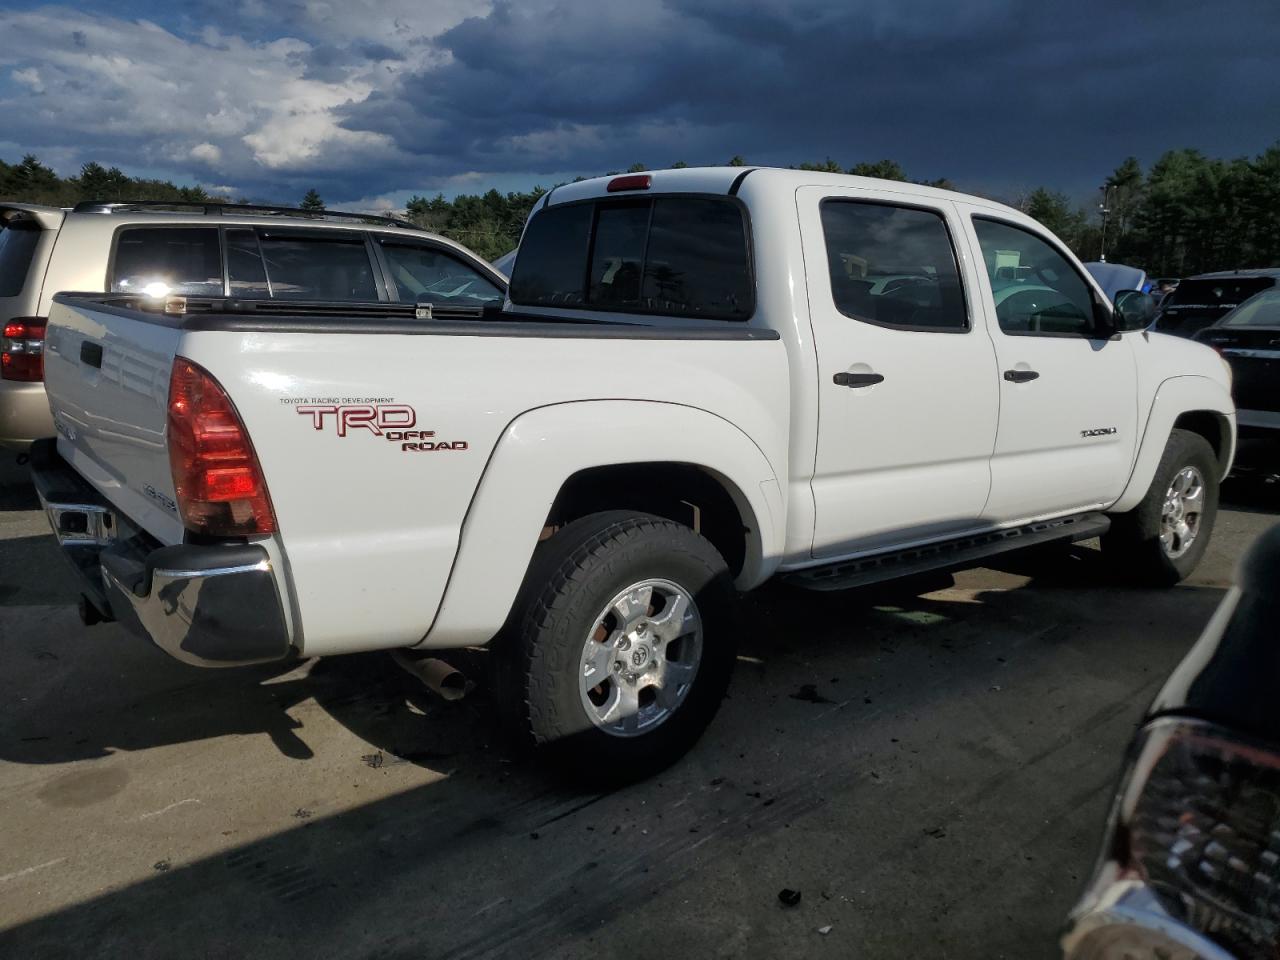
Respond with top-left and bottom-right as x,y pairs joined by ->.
32,167 -> 1235,782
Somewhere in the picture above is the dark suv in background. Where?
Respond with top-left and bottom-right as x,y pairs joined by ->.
1153,269 -> 1280,339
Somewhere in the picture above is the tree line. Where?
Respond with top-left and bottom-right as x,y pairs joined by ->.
4,146 -> 1278,274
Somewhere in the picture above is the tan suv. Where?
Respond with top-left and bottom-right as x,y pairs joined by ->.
0,200 -> 507,451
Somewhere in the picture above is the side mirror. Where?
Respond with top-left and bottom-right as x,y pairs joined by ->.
1113,289 -> 1156,332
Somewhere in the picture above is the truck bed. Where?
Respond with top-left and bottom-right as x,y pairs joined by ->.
42,293 -> 790,657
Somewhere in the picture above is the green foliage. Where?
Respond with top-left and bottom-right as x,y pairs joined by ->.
0,155 -> 217,208
849,159 -> 907,181
405,186 -> 547,260
300,188 -> 325,211
797,158 -> 843,173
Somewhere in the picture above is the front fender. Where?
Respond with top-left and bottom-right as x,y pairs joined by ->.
417,400 -> 785,649
1110,376 -> 1236,515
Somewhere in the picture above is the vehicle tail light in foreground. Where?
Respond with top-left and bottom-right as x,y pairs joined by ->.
167,358 -> 277,537
1112,717 -> 1280,958
1,318 -> 48,382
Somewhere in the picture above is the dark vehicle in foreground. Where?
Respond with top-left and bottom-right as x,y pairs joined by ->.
1063,524 -> 1280,960
1196,288 -> 1280,477
1154,269 -> 1280,339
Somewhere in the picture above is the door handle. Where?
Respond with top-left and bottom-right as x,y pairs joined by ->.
833,372 -> 884,388
1003,369 -> 1039,383
80,341 -> 103,368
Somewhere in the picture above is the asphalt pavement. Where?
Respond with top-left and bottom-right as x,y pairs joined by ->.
1,454 -> 1276,959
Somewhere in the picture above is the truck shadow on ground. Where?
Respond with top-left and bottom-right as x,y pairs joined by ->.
0,550 -> 1229,960
2,543 -> 1212,773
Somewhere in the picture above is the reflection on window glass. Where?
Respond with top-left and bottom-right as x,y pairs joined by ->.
380,242 -> 504,304
112,228 -> 222,296
509,197 -> 752,320
1220,289 -> 1280,327
973,218 -> 1095,336
587,202 -> 648,306
509,203 -> 593,307
819,201 -> 967,330
1156,278 -> 1276,334
257,232 -> 378,301
643,199 -> 752,320
226,229 -> 270,297
0,219 -> 40,298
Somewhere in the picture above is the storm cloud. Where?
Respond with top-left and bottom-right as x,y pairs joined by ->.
1,0 -> 1277,206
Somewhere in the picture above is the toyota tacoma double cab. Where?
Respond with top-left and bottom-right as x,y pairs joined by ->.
32,167 -> 1236,782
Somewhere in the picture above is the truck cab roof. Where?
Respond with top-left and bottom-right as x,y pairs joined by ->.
542,165 -> 1027,222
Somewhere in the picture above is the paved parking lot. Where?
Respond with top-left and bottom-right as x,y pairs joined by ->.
1,454 -> 1275,959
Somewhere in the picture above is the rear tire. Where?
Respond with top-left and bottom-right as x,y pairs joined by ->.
502,511 -> 736,786
1102,428 -> 1219,586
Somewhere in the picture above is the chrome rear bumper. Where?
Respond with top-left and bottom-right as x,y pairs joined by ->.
30,439 -> 293,667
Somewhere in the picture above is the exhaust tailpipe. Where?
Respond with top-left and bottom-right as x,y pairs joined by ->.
390,651 -> 471,701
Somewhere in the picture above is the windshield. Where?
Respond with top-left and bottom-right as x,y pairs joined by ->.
1219,288 -> 1280,328
1155,277 -> 1275,334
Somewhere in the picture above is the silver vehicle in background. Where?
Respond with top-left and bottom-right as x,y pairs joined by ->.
0,200 -> 506,452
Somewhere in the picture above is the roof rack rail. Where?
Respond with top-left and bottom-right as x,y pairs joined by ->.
70,199 -> 417,230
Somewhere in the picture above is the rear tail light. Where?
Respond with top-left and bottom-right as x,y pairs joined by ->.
1,317 -> 48,382
1117,718 -> 1280,958
167,358 -> 277,537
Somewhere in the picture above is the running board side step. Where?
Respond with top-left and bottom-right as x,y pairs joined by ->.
784,512 -> 1111,593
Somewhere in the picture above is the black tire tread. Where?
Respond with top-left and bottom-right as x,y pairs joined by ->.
504,511 -> 733,782
1103,428 -> 1219,586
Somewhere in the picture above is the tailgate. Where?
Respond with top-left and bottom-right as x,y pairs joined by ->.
43,296 -> 185,544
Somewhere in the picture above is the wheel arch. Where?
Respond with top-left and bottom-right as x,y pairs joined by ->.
1111,376 -> 1236,515
417,400 -> 785,650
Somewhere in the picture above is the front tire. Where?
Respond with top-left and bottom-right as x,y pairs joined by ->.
504,511 -> 736,785
1102,428 -> 1219,586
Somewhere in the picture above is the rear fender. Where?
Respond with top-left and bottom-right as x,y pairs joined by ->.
1111,376 -> 1235,514
418,400 -> 784,649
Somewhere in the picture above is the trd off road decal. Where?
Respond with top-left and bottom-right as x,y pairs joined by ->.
281,397 -> 467,452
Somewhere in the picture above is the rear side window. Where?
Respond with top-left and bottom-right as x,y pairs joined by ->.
820,201 -> 968,331
111,227 -> 222,296
250,231 -> 378,301
226,228 -> 270,297
510,197 -> 753,320
0,218 -> 41,298
377,240 -> 504,305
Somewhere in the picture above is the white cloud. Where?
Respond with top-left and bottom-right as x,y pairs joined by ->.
190,142 -> 221,163
11,67 -> 44,93
0,4 -> 489,189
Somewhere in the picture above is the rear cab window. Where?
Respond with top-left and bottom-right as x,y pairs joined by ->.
509,196 -> 753,321
0,214 -> 43,299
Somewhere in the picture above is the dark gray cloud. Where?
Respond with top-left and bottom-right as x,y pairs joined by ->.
2,0 -> 1278,206
341,0 -> 1280,197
